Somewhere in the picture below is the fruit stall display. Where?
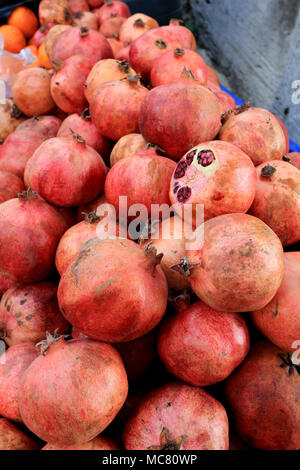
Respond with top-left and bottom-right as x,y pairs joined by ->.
0,0 -> 300,452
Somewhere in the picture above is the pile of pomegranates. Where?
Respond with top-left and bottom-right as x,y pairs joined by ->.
0,0 -> 299,452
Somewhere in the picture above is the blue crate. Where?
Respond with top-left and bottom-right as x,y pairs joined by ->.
220,84 -> 300,153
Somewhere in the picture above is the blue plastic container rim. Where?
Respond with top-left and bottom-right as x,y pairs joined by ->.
220,84 -> 300,153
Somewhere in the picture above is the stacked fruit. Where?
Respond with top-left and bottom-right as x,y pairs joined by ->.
0,0 -> 299,451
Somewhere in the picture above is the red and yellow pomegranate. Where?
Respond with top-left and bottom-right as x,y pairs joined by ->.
110,133 -> 147,166
99,16 -> 126,38
164,20 -> 197,51
38,0 -> 72,25
73,11 -> 99,30
119,13 -> 158,43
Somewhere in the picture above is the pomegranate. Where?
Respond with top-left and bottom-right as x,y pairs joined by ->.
0,100 -> 25,144
43,436 -> 119,450
124,381 -> 229,450
275,115 -> 289,154
17,115 -> 61,138
249,160 -> 300,246
158,300 -> 249,386
0,282 -> 70,346
44,24 -> 71,58
164,20 -> 197,51
50,26 -> 113,64
57,206 -> 78,228
119,13 -> 159,43
19,334 -> 128,445
169,141 -> 257,223
0,170 -> 24,204
151,48 -> 207,87
0,418 -> 39,450
219,106 -> 287,166
181,213 -> 284,312
99,16 -> 126,38
33,23 -> 56,47
213,89 -> 236,113
225,340 -> 300,450
0,188 -> 67,285
284,152 -> 300,170
88,0 -> 104,7
68,0 -> 89,13
73,11 -> 99,30
77,193 -> 106,221
51,55 -> 94,114
0,343 -> 38,421
139,83 -> 222,160
25,134 -> 107,207
107,37 -> 124,57
206,65 -> 220,88
39,0 -> 72,25
58,238 -> 168,342
90,75 -> 148,141
12,68 -> 55,117
110,133 -> 147,167
115,43 -> 131,62
95,0 -> 131,25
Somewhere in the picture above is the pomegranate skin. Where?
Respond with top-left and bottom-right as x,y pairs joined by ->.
95,0 -> 131,25
251,252 -> 300,352
185,213 -> 284,312
0,418 -> 40,450
19,338 -> 128,445
110,133 -> 147,166
225,341 -> 300,450
0,171 -> 24,204
0,99 -> 26,143
115,44 -> 131,62
68,0 -> 89,13
107,37 -> 123,57
38,0 -> 72,25
139,84 -> 221,160
100,16 -> 126,38
0,343 -> 38,422
285,152 -> 300,170
73,11 -> 99,30
164,21 -> 197,51
25,136 -> 107,207
58,238 -> 168,342
43,435 -> 119,450
17,115 -> 62,138
213,89 -> 236,113
0,282 -> 70,347
158,301 -> 249,386
77,193 -> 106,221
219,107 -> 286,166
119,13 -> 159,44
124,381 -> 229,450
170,141 -> 257,223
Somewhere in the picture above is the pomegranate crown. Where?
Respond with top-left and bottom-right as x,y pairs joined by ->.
170,256 -> 200,277
36,329 -> 70,356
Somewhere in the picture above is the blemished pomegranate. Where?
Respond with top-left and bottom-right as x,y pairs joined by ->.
225,340 -> 300,450
0,418 -> 40,450
24,134 -> 107,207
284,152 -> 300,169
0,282 -> 70,346
99,16 -> 126,38
57,238 -> 168,342
38,0 -> 72,25
94,0 -> 131,25
169,141 -> 257,223
139,83 -> 222,160
73,11 -> 99,30
90,75 -> 148,141
44,24 -> 71,58
0,100 -> 25,144
151,48 -> 207,87
249,160 -> 300,246
110,133 -> 147,166
19,335 -> 128,445
50,56 -> 94,114
12,68 -> 55,117
68,0 -> 89,13
219,106 -> 287,166
0,170 -> 24,204
42,436 -> 119,450
50,26 -> 113,64
123,381 -> 229,450
164,20 -> 197,51
119,13 -> 159,43
107,37 -> 124,57
0,188 -> 67,285
180,213 -> 284,312
33,23 -> 56,47
0,342 -> 38,422
158,300 -> 249,386
251,252 -> 300,352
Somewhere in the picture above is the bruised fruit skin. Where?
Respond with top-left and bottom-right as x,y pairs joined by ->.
184,213 -> 284,312
119,13 -> 159,43
170,141 -> 257,223
139,84 -> 222,160
90,75 -> 148,141
12,68 -> 55,117
0,171 -> 24,204
0,282 -> 70,346
0,189 -> 67,285
0,100 -> 25,143
38,0 -> 72,25
25,135 -> 107,207
99,16 -> 126,38
95,0 -> 131,25
0,343 -> 38,421
219,107 -> 286,166
225,341 -> 300,450
43,436 -> 119,450
0,418 -> 40,450
124,381 -> 229,450
110,133 -> 146,166
73,11 -> 99,30
249,160 -> 300,246
158,301 -> 250,386
57,238 -> 168,342
19,336 -> 128,445
251,253 -> 300,352
151,48 -> 207,87
164,20 -> 197,51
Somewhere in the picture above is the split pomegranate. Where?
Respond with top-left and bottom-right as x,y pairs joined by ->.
43,436 -> 119,450
284,152 -> 300,169
0,100 -> 25,144
68,0 -> 89,13
19,335 -> 128,445
73,11 -> 99,30
110,133 -> 147,166
57,238 -> 168,342
95,0 -> 131,25
0,418 -> 39,450
124,381 -> 229,450
99,16 -> 126,38
119,13 -> 159,43
38,0 -> 72,25
0,170 -> 24,204
164,20 -> 197,51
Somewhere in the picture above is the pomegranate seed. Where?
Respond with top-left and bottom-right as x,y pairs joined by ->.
174,160 -> 187,179
177,186 -> 191,203
186,150 -> 196,165
197,150 -> 215,167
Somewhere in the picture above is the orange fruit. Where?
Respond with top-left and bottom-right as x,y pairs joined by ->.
38,43 -> 52,69
8,7 -> 39,38
0,25 -> 26,53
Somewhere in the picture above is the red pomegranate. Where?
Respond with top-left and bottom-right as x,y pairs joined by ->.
158,300 -> 249,386
115,43 -> 131,62
284,152 -> 300,169
119,13 -> 159,43
0,282 -> 70,346
68,0 -> 89,13
275,115 -> 289,153
0,343 -> 38,422
139,83 -> 221,160
225,340 -> 300,450
90,75 -> 148,141
164,20 -> 197,51
249,160 -> 300,246
0,188 -> 67,286
107,37 -> 124,57
58,238 -> 168,342
0,99 -> 25,143
77,193 -> 106,221
0,170 -> 24,204
24,134 -> 107,207
19,334 -> 128,445
124,381 -> 229,450
110,133 -> 147,166
38,0 -> 72,25
17,115 -> 61,138
87,0 -> 104,7
151,48 -> 207,87
73,11 -> 99,30
43,436 -> 119,450
219,106 -> 287,166
94,0 -> 131,25
181,213 -> 284,312
50,26 -> 113,64
0,418 -> 40,450
99,16 -> 126,38
169,141 -> 257,223
206,65 -> 220,88
50,56 -> 94,114
212,89 -> 236,113
33,23 -> 56,47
